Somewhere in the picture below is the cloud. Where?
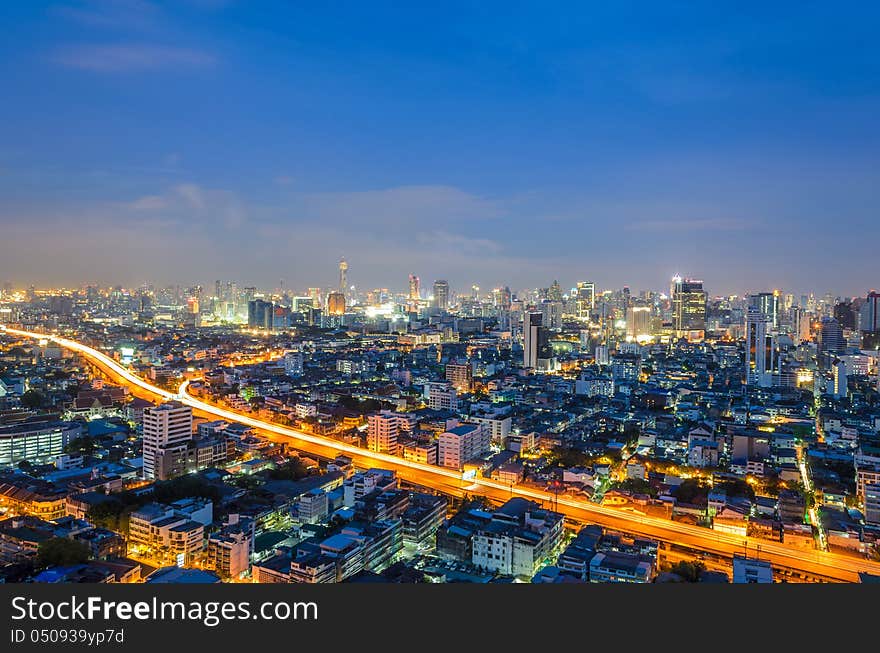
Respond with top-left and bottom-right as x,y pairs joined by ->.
624,217 -> 754,232
51,0 -> 162,31
51,44 -> 216,72
299,185 -> 503,228
174,183 -> 207,210
126,194 -> 167,210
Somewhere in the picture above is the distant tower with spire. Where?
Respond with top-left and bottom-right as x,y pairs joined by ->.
338,257 -> 348,294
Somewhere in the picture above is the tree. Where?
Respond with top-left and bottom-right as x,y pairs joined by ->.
267,458 -> 309,481
20,389 -> 46,409
36,538 -> 91,568
65,436 -> 97,456
669,560 -> 705,583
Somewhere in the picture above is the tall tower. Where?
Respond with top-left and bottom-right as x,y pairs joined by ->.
408,274 -> 421,300
746,307 -> 776,387
142,401 -> 193,481
339,258 -> 348,294
523,312 -> 542,369
433,280 -> 449,311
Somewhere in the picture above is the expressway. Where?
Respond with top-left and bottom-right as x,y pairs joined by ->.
5,325 -> 880,582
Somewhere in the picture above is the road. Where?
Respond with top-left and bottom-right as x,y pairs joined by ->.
5,325 -> 880,582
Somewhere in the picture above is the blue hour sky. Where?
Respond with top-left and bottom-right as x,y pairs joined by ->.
1,1 -> 879,297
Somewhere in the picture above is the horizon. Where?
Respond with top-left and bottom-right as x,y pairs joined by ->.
2,2 -> 880,296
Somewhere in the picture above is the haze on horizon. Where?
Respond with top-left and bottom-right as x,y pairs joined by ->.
1,2 -> 879,298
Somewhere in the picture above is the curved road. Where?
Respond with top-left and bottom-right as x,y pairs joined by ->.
5,325 -> 880,582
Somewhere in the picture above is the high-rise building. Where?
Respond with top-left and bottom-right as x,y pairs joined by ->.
339,258 -> 348,294
445,361 -> 473,393
142,401 -> 193,481
437,423 -> 490,470
539,299 -> 563,329
432,280 -> 449,311
749,291 -> 781,330
575,282 -> 595,320
367,411 -> 399,455
523,312 -> 542,368
625,305 -> 652,342
327,292 -> 346,316
818,317 -> 846,367
408,274 -> 420,300
862,292 -> 880,330
746,307 -> 776,387
671,276 -> 707,335
832,359 -> 848,399
248,299 -> 275,329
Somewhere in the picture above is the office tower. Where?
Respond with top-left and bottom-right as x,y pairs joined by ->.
339,257 -> 348,294
595,344 -> 610,366
539,299 -> 563,329
142,402 -> 193,481
367,411 -> 400,455
860,292 -> 880,349
832,359 -> 848,399
671,276 -> 707,335
248,299 -> 275,329
575,281 -> 595,319
833,300 -> 857,330
523,312 -> 542,368
749,291 -> 781,329
433,280 -> 449,311
548,280 -> 563,302
408,274 -> 421,300
445,361 -> 473,393
746,307 -> 776,387
326,292 -> 346,316
626,305 -> 652,342
818,317 -> 846,367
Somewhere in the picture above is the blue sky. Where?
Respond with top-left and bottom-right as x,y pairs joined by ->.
1,1 -> 879,297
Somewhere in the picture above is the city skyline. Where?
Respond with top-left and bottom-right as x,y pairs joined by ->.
2,2 -> 880,294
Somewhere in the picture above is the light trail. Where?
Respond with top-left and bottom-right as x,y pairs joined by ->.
4,325 -> 880,582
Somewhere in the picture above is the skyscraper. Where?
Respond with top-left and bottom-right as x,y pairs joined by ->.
746,307 -> 776,387
749,291 -> 781,330
818,317 -> 846,368
142,401 -> 193,481
523,312 -> 542,369
339,258 -> 348,294
408,274 -> 420,300
433,280 -> 449,311
671,276 -> 707,335
575,281 -> 595,320
860,292 -> 880,347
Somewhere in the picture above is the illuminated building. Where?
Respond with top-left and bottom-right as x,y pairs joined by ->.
831,359 -> 848,399
471,498 -> 564,578
671,276 -> 707,336
338,257 -> 348,294
408,274 -> 420,300
0,420 -> 82,467
367,411 -> 400,455
523,312 -> 542,368
438,423 -> 489,469
247,299 -> 274,329
749,291 -> 780,329
625,305 -> 653,342
575,281 -> 595,319
425,381 -> 458,411
539,299 -> 563,329
818,317 -> 845,368
746,307 -> 777,387
142,401 -> 193,481
326,292 -> 346,316
445,361 -> 473,393
432,279 -> 449,311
